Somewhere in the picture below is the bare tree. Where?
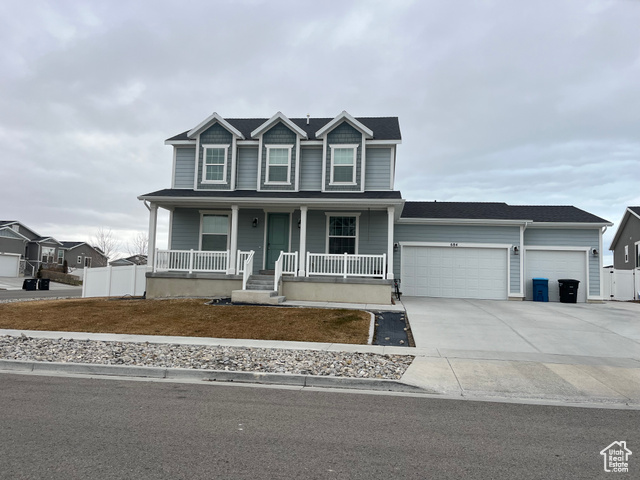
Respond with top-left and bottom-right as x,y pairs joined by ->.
92,227 -> 120,266
127,231 -> 148,257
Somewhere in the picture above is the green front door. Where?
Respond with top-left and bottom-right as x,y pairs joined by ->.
266,213 -> 289,270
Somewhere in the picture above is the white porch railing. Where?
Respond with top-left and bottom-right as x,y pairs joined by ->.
274,252 -> 298,291
154,249 -> 229,273
306,253 -> 387,279
242,250 -> 255,290
237,250 -> 253,274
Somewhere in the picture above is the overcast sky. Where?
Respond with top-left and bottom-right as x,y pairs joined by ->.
1,0 -> 638,263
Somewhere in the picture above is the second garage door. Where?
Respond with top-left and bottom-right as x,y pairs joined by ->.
525,249 -> 587,302
401,245 -> 508,299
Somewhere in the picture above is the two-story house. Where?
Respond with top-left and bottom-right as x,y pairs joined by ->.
139,111 -> 611,304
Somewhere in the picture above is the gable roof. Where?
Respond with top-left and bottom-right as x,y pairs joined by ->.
60,241 -> 85,249
401,202 -> 611,224
250,111 -> 308,139
167,116 -> 401,143
186,112 -> 245,139
609,206 -> 640,250
0,226 -> 30,241
0,220 -> 40,239
315,111 -> 374,139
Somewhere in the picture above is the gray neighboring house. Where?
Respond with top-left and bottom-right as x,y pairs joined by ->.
609,206 -> 640,270
137,110 -> 612,304
110,254 -> 147,266
60,241 -> 109,269
0,221 -> 63,276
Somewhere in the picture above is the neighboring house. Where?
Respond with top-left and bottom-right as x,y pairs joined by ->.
60,242 -> 109,269
110,254 -> 147,266
0,221 -> 63,276
609,207 -> 640,270
138,111 -> 612,304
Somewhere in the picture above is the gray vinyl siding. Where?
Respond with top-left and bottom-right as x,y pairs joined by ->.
236,209 -> 265,274
260,123 -> 297,191
612,216 -> 640,270
524,228 -> 600,297
64,244 -> 108,267
393,224 -> 521,293
299,148 -> 322,191
365,148 -> 392,190
174,147 -> 195,189
237,147 -> 259,190
170,208 -> 201,250
324,122 -> 362,192
197,123 -> 233,190
0,237 -> 25,256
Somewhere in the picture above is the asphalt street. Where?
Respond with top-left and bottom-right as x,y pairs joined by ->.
0,373 -> 636,479
0,288 -> 82,300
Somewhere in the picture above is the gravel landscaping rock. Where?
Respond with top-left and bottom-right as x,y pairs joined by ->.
0,335 -> 413,379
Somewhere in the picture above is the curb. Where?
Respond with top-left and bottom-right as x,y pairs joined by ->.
0,359 -> 429,394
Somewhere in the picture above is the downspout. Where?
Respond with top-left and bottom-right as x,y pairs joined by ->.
520,221 -> 529,298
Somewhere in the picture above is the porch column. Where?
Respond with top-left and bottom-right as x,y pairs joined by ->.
147,203 -> 158,270
299,206 -> 308,276
387,206 -> 394,279
228,205 -> 239,274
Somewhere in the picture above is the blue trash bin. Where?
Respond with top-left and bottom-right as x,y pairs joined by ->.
532,278 -> 549,302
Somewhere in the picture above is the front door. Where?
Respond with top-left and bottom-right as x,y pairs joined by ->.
266,213 -> 289,270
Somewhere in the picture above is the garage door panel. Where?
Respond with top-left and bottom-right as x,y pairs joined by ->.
402,246 -> 508,300
525,250 -> 586,303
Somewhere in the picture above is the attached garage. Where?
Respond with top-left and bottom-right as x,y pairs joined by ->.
524,248 -> 587,303
401,244 -> 509,299
0,253 -> 20,277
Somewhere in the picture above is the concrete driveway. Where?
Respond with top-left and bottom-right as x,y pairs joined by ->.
400,297 -> 640,405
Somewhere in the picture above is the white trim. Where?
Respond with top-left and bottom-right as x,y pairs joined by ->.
315,111 -> 373,139
250,111 -> 308,139
193,135 -> 200,190
387,206 -> 394,279
321,137 -> 327,192
325,213 -> 360,255
201,144 -> 230,184
236,140 -> 259,146
230,136 -> 237,190
171,147 -> 177,189
389,147 -> 395,190
599,226 -> 604,299
187,112 -> 245,139
397,218 -> 530,226
367,139 -> 402,145
524,246 -> 590,252
527,222 -> 613,228
262,210 -> 268,270
329,144 -> 358,185
360,133 -> 366,192
257,134 -> 263,191
168,209 -> 174,249
264,145 -> 293,185
165,139 -> 196,146
519,225 -> 524,295
300,140 -> 323,147
294,136 -> 300,191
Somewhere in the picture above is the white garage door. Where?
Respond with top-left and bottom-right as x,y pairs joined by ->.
401,246 -> 508,299
0,253 -> 20,277
525,249 -> 587,303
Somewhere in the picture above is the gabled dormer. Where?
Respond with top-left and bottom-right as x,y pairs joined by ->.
316,111 -> 373,193
187,112 -> 245,191
251,112 -> 308,192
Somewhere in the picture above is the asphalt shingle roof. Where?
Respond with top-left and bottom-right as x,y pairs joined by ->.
401,202 -> 610,223
60,241 -> 85,249
166,116 -> 401,142
629,206 -> 640,216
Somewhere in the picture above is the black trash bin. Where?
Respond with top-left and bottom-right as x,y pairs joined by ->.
38,278 -> 50,290
558,279 -> 580,303
22,279 -> 38,291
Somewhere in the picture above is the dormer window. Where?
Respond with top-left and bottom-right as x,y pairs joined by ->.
202,144 -> 229,183
265,145 -> 292,184
330,145 -> 357,184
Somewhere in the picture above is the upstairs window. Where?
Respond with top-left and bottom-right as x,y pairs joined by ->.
201,214 -> 229,251
330,145 -> 357,185
266,146 -> 291,184
202,145 -> 228,183
326,215 -> 358,254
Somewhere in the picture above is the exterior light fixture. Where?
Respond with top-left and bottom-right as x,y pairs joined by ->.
252,218 -> 258,228
513,246 -> 519,255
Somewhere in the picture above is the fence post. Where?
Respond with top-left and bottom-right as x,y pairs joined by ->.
106,265 -> 113,297
82,266 -> 88,298
343,252 -> 348,279
132,264 -> 137,295
294,251 -> 299,277
189,249 -> 194,274
382,253 -> 387,279
306,252 -> 310,277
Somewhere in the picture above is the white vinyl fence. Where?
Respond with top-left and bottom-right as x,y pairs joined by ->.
82,265 -> 149,298
602,267 -> 639,301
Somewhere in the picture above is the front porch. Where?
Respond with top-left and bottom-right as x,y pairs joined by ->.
146,249 -> 393,305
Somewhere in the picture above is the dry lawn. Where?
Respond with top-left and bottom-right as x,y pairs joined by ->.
0,298 -> 370,344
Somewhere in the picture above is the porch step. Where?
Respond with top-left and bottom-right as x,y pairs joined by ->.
231,289 -> 285,305
245,274 -> 275,291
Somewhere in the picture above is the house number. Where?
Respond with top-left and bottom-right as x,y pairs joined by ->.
450,243 -> 458,247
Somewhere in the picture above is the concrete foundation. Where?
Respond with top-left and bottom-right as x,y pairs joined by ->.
282,276 -> 392,305
146,273 -> 242,299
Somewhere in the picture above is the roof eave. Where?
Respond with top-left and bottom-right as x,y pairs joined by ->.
315,111 -> 374,139
250,112 -> 308,139
187,112 -> 246,139
397,218 -> 532,226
